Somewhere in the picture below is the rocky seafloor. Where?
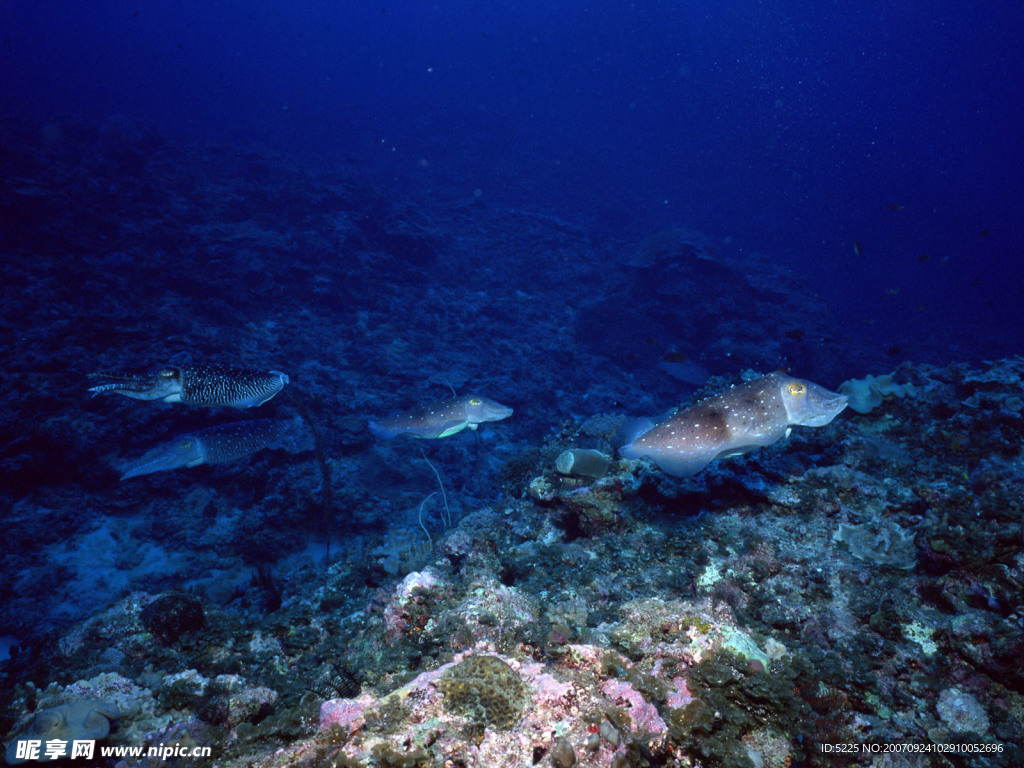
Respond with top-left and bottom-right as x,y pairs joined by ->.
1,118 -> 1022,767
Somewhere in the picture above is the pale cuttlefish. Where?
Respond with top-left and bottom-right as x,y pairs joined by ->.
619,371 -> 848,477
121,418 -> 305,479
88,364 -> 288,408
5,700 -> 119,765
369,394 -> 513,440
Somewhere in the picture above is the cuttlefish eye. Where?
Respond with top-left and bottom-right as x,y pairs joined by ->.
787,383 -> 806,396
468,398 -> 483,407
159,368 -> 177,378
36,712 -> 61,729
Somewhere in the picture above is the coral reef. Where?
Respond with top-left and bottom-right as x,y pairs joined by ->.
0,120 -> 1021,768
438,654 -> 528,729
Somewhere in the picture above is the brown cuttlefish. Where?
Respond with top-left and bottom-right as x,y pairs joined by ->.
619,371 -> 848,477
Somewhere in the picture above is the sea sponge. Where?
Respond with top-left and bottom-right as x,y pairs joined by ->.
555,448 -> 612,478
838,373 -> 917,414
5,700 -> 119,764
438,654 -> 528,729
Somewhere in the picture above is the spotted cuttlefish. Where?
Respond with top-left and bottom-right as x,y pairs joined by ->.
369,394 -> 513,440
619,371 -> 848,477
120,418 -> 297,479
88,364 -> 288,408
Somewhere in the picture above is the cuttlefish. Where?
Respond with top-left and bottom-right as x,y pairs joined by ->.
369,394 -> 513,440
619,371 -> 848,477
88,364 -> 288,408
5,700 -> 119,764
121,419 -> 296,479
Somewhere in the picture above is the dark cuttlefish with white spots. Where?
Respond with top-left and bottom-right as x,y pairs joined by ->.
88,364 -> 288,408
619,371 -> 848,477
369,394 -> 513,440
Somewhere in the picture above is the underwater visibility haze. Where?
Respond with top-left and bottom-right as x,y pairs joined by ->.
1,1 -> 1023,766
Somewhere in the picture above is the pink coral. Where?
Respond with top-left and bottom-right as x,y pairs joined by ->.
666,676 -> 695,709
564,643 -> 604,667
600,679 -> 667,736
319,694 -> 374,736
520,663 -> 574,708
382,569 -> 442,640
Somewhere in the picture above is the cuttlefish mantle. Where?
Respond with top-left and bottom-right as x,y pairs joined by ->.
88,364 -> 288,408
619,371 -> 848,477
121,419 -> 299,479
369,394 -> 513,440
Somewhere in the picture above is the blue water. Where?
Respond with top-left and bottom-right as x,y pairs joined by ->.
3,0 -> 1021,358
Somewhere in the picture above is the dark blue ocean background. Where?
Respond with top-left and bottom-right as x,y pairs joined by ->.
2,1 -> 1023,765
4,0 -> 1022,359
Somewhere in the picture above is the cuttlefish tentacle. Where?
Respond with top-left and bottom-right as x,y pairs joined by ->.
88,367 -> 186,402
89,364 -> 288,408
619,371 -> 848,477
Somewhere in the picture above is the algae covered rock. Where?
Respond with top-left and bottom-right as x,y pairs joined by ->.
835,521 -> 917,569
141,592 -> 206,643
936,687 -> 990,736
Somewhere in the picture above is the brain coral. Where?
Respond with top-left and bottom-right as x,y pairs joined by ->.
438,655 -> 528,729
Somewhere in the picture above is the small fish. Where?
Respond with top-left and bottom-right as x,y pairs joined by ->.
619,371 -> 847,477
89,364 -> 288,408
887,203 -> 905,211
853,240 -> 863,257
121,419 -> 295,479
369,394 -> 513,440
